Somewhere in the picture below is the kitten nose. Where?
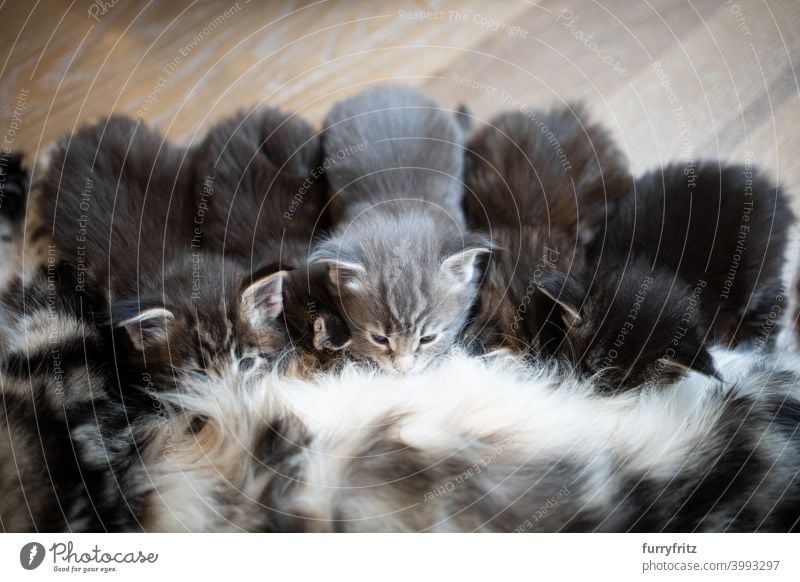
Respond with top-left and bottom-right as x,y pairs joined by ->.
393,354 -> 415,372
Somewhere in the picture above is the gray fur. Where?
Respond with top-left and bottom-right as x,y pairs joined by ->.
316,86 -> 490,371
323,85 -> 467,223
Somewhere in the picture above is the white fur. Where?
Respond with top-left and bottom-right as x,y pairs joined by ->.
134,347 -> 800,531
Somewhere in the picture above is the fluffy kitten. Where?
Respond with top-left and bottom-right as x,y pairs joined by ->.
461,105 -> 631,360
314,86 -> 491,372
592,162 -> 793,345
0,258 -> 134,531
36,116 -> 288,385
546,162 -> 793,389
461,226 -> 585,356
464,103 -> 631,242
100,348 -> 800,532
186,107 -> 326,267
541,257 -> 718,389
188,108 -> 349,356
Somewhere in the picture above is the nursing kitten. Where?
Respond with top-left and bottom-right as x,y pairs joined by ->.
187,107 -> 326,267
315,86 -> 491,372
464,103 -> 631,242
188,108 -> 349,356
538,257 -> 718,389
36,116 -> 288,385
543,161 -> 793,389
461,105 -> 630,359
106,348 -> 800,532
592,162 -> 793,345
461,226 -> 585,356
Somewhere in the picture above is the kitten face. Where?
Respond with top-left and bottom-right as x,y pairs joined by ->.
114,255 -> 288,386
339,272 -> 477,372
537,257 -> 718,391
312,211 -> 491,373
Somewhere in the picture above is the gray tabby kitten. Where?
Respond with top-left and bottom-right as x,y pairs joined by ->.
314,86 -> 490,372
102,348 -> 800,532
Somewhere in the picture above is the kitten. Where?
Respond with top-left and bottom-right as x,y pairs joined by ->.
541,161 -> 793,389
464,103 -> 632,242
537,257 -> 718,389
36,116 -> 288,386
592,162 -> 794,345
104,348 -> 800,532
186,107 -> 327,267
314,85 -> 491,372
461,104 -> 631,359
187,108 -> 349,357
461,226 -> 585,356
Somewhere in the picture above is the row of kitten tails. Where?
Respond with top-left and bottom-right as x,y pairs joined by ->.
33,111 -> 345,393
464,102 -> 793,391
3,149 -> 800,533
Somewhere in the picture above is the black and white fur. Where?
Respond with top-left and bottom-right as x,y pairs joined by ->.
97,347 -> 800,532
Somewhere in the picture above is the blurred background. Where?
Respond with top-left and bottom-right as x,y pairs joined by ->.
2,0 -> 799,203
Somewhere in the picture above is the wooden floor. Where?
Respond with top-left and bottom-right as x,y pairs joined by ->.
2,0 -> 800,206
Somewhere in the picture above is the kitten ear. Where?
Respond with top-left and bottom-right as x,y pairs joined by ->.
314,258 -> 367,292
536,271 -> 583,328
241,270 -> 286,328
441,247 -> 491,287
312,311 -> 352,352
117,308 -> 174,351
659,348 -> 721,381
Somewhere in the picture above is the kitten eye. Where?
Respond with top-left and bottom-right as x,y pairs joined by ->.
239,357 -> 256,371
419,334 -> 437,345
370,333 -> 390,345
